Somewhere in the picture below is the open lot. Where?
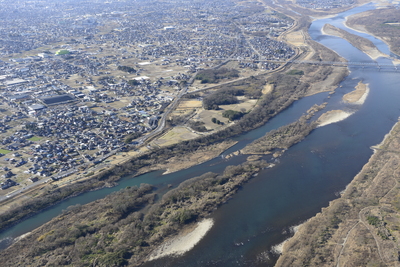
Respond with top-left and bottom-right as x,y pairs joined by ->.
153,126 -> 200,147
0,149 -> 12,154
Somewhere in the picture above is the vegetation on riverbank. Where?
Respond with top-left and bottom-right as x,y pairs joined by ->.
276,120 -> 400,267
242,113 -> 319,155
244,119 -> 316,154
346,8 -> 400,56
322,23 -> 386,59
0,175 -> 121,233
201,76 -> 264,110
0,160 -> 268,267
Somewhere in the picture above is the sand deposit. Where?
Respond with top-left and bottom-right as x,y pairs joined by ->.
317,110 -> 353,127
148,218 -> 214,261
343,81 -> 369,104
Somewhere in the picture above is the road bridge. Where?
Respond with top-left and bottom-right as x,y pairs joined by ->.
263,59 -> 398,68
202,57 -> 399,70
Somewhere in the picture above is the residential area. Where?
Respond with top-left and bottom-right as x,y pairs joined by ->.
0,0 -> 330,195
296,0 -> 355,10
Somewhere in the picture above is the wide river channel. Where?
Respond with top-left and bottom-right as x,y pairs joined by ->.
1,3 -> 400,266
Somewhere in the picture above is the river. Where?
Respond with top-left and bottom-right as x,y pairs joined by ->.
1,2 -> 400,266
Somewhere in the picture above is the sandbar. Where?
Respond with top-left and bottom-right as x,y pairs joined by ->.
148,218 -> 214,261
342,81 -> 369,104
317,110 -> 353,127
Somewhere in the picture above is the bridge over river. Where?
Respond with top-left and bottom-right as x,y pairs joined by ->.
201,57 -> 400,71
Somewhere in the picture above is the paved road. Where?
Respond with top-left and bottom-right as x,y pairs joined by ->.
137,75 -> 196,144
0,168 -> 78,203
0,177 -> 50,202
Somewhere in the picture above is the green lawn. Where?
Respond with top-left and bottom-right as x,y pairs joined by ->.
0,149 -> 12,154
29,136 -> 42,141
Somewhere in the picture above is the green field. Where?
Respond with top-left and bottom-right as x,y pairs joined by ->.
0,149 -> 12,154
29,136 -> 42,141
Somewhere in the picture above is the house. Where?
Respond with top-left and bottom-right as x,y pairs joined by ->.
2,171 -> 14,178
29,177 -> 39,182
1,179 -> 16,190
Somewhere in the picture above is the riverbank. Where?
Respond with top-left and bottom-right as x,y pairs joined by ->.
344,7 -> 400,59
321,23 -> 389,60
344,21 -> 400,65
273,3 -> 400,266
276,118 -> 400,267
159,140 -> 238,175
240,106 -> 322,155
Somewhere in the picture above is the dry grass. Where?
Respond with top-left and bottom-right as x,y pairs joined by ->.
343,81 -> 368,103
153,126 -> 200,147
262,84 -> 274,94
178,100 -> 203,109
155,140 -> 238,174
196,110 -> 230,130
221,97 -> 258,113
304,66 -> 348,96
285,31 -> 306,46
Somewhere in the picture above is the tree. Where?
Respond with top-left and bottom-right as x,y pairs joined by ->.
118,65 -> 136,73
222,110 -> 244,121
128,80 -> 140,86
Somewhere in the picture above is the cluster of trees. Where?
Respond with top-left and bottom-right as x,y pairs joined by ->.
242,117 -> 317,154
25,122 -> 39,131
182,93 -> 200,99
0,160 -> 267,267
195,68 -> 239,84
287,69 -> 304,75
128,79 -> 140,86
211,117 -> 223,125
189,121 -> 208,132
99,76 -> 116,84
117,65 -> 136,73
222,110 -> 245,121
202,76 -> 265,110
202,89 -> 241,110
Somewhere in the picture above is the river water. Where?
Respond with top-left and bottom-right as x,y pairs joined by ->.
1,2 -> 400,266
